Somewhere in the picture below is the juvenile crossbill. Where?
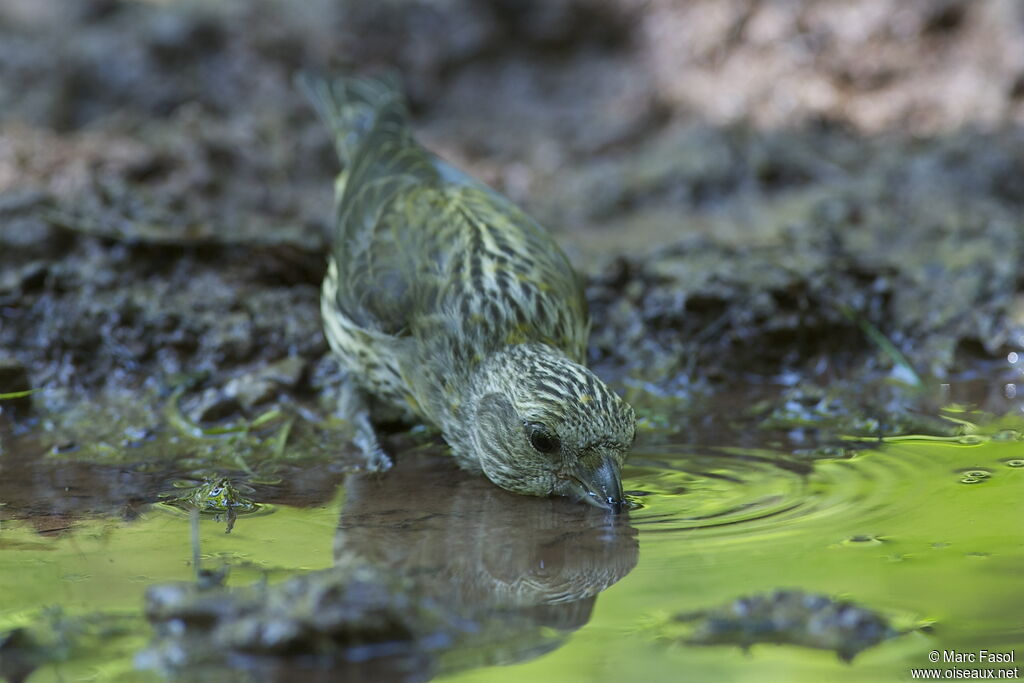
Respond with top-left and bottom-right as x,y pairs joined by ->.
300,75 -> 635,510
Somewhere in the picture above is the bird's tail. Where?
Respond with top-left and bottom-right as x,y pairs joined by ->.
295,72 -> 406,167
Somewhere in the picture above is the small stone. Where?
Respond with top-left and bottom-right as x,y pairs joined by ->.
674,589 -> 898,661
262,356 -> 306,389
0,260 -> 48,294
224,358 -> 303,411
224,376 -> 276,409
186,388 -> 241,423
223,356 -> 307,409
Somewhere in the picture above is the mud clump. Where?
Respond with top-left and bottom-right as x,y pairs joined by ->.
0,609 -> 140,683
669,589 -> 903,661
142,562 -> 440,660
138,556 -> 563,681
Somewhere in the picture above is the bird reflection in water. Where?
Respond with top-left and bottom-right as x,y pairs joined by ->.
335,452 -> 639,670
140,452 -> 637,681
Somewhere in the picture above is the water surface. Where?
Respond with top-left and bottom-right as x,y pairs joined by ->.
1,420 -> 1021,681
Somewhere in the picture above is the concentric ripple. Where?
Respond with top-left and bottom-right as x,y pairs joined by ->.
623,435 -> 1024,544
624,447 -> 812,533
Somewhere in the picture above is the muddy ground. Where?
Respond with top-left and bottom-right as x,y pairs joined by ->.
2,0 -> 1024,509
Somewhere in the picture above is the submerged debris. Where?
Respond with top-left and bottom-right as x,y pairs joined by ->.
140,558 -> 546,681
670,589 -> 901,661
0,609 -> 141,683
143,561 -> 445,656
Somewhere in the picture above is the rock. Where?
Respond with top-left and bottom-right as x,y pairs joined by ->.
261,355 -> 306,389
224,376 -> 276,409
224,356 -> 307,409
672,589 -> 901,661
185,387 -> 241,424
140,559 -> 452,678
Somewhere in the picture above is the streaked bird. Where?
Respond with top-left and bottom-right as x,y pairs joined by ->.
299,74 -> 636,510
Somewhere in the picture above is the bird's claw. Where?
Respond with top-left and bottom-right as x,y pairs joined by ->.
351,411 -> 393,472
354,434 -> 393,473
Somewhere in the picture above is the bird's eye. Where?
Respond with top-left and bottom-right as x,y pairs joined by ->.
525,422 -> 560,454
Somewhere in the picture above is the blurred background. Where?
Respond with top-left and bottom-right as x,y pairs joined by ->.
2,0 -> 1023,417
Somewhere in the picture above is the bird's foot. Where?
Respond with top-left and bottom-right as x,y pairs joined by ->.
356,423 -> 395,473
337,375 -> 394,472
352,418 -> 393,473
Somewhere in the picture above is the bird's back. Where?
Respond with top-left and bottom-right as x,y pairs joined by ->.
304,75 -> 589,370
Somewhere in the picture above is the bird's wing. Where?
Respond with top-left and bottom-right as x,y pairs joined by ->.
339,185 -> 472,336
331,134 -> 588,361
435,185 -> 590,360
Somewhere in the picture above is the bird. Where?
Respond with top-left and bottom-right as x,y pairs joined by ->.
298,73 -> 636,511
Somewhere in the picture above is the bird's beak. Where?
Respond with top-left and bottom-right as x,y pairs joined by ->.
568,453 -> 626,513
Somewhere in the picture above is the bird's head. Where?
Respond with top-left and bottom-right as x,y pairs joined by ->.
468,345 -> 636,511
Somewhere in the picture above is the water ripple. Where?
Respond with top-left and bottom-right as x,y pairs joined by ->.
623,437 -> 985,542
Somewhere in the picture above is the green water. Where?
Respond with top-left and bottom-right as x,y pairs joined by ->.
446,437 -> 1023,682
1,427 -> 1021,681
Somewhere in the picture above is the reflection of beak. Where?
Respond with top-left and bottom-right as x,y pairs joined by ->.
569,454 -> 625,513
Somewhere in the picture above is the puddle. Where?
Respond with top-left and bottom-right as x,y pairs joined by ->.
1,424 -> 1022,680
445,434 -> 1024,682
